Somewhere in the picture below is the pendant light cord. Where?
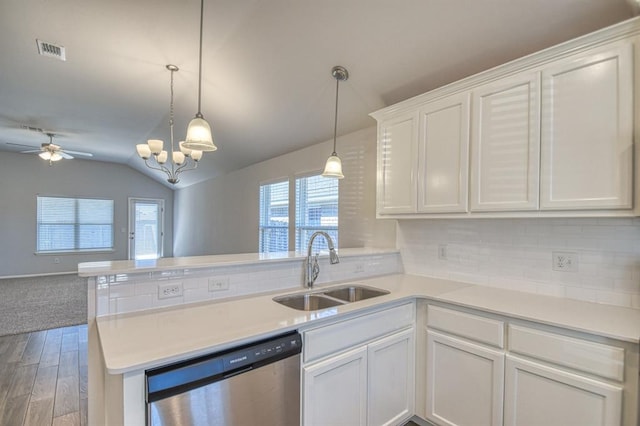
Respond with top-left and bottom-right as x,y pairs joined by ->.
196,0 -> 204,117
332,77 -> 339,156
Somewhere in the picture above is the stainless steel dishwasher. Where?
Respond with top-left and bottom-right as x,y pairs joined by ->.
146,331 -> 302,426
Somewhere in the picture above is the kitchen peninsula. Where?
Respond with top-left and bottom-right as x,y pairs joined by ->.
81,250 -> 640,426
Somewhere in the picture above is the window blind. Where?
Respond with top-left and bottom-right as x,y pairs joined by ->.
295,174 -> 338,252
36,196 -> 114,252
259,181 -> 289,253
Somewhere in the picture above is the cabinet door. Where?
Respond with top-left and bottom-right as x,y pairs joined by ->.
417,93 -> 470,213
540,42 -> 633,210
303,346 -> 368,426
471,73 -> 540,211
426,330 -> 504,426
368,328 -> 415,426
504,355 -> 622,426
377,111 -> 419,214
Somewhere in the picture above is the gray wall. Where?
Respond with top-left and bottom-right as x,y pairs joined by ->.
173,126 -> 396,256
0,152 -> 174,277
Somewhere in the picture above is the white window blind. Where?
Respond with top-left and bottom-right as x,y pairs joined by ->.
36,196 -> 114,253
295,174 -> 338,252
259,181 -> 289,253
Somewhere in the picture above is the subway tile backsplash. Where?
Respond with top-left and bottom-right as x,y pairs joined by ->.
397,218 -> 640,309
93,252 -> 401,317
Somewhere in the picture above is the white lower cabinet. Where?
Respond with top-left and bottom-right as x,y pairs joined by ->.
426,330 -> 504,426
425,305 -> 634,426
368,329 -> 415,426
303,346 -> 368,426
301,303 -> 415,426
504,355 -> 623,426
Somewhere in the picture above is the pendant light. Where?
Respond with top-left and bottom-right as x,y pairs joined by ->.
322,65 -> 348,179
183,0 -> 217,152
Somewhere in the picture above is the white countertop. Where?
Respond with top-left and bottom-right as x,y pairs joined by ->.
78,248 -> 397,277
96,274 -> 640,375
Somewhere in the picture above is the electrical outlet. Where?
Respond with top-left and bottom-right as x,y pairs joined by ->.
208,277 -> 230,292
552,251 -> 578,272
158,282 -> 183,299
354,263 -> 365,274
438,244 -> 448,260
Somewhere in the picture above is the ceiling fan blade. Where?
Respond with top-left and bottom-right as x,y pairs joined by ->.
7,142 -> 39,148
20,149 -> 42,154
59,152 -> 74,160
63,150 -> 93,157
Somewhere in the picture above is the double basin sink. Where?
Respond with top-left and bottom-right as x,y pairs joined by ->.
274,285 -> 390,311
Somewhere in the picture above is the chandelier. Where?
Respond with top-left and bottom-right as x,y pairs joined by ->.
136,65 -> 203,184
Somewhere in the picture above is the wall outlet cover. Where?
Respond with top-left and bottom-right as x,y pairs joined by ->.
438,244 -> 448,260
552,251 -> 578,272
158,282 -> 183,299
209,277 -> 230,292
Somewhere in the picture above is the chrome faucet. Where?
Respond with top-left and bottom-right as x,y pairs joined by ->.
305,231 -> 339,288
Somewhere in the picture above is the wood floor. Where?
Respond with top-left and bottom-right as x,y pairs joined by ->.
0,325 -> 87,426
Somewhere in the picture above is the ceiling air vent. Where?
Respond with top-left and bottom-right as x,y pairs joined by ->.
36,39 -> 66,61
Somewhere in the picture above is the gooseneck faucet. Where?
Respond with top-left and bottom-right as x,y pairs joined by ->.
305,231 -> 339,288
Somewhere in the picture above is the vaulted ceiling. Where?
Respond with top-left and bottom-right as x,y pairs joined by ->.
0,0 -> 636,187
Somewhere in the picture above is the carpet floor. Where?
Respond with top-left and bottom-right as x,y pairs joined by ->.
0,274 -> 87,337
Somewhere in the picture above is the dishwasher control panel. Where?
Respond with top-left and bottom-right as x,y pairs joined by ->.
222,333 -> 302,371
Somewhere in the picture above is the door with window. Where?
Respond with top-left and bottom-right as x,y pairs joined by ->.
128,198 -> 164,260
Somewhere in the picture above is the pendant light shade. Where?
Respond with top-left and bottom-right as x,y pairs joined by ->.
182,0 -> 217,152
322,65 -> 348,179
322,154 -> 344,178
184,115 -> 217,151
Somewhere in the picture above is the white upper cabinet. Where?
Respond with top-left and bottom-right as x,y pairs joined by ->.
540,42 -> 634,210
371,19 -> 640,218
418,93 -> 470,213
470,73 -> 540,211
376,111 -> 419,214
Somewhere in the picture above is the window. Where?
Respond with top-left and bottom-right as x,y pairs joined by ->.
36,196 -> 114,253
295,174 -> 338,251
259,180 -> 289,253
258,174 -> 339,254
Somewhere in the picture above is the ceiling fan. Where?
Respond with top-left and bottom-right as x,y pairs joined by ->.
16,133 -> 93,165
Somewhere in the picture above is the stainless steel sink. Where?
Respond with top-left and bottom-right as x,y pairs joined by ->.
273,293 -> 345,311
322,285 -> 390,302
273,285 -> 390,311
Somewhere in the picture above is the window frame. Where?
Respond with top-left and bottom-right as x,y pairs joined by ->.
35,195 -> 115,255
258,178 -> 291,254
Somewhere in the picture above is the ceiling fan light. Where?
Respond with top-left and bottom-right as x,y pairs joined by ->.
147,139 -> 163,155
39,151 -> 51,160
183,117 -> 217,151
50,152 -> 63,162
190,150 -> 203,161
322,154 -> 344,179
157,150 -> 168,164
136,144 -> 152,159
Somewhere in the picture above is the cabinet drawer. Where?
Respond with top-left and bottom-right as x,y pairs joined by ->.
508,325 -> 624,381
303,302 -> 414,364
427,305 -> 504,348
